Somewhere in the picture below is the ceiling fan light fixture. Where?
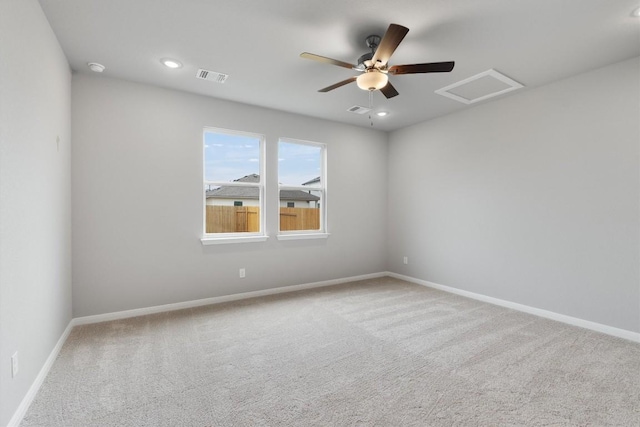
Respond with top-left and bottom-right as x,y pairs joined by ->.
356,70 -> 388,91
301,23 -> 454,100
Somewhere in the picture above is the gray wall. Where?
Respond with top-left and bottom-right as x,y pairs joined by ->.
2,6 -> 637,421
0,0 -> 72,425
71,74 -> 388,317
388,57 -> 640,333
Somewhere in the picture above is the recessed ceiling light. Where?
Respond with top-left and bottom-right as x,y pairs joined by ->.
632,7 -> 640,17
87,62 -> 105,73
161,58 -> 182,69
376,111 -> 388,117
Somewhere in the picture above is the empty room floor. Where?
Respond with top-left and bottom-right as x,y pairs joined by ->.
22,277 -> 640,426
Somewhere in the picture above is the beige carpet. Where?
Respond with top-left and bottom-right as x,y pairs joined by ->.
22,277 -> 640,426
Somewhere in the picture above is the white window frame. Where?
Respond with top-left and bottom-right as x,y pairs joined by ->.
201,127 -> 267,245
277,138 -> 328,240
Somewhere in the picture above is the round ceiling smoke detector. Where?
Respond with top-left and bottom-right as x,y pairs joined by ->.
87,62 -> 105,73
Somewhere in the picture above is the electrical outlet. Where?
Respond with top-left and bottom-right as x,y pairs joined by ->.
239,268 -> 246,278
11,352 -> 18,378
403,256 -> 408,265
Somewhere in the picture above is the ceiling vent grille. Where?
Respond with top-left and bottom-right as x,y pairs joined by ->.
347,105 -> 372,115
196,69 -> 229,84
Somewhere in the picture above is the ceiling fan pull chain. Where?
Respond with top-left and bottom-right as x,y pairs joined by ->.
369,90 -> 374,127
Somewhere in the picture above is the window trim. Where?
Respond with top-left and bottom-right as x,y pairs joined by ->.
276,233 -> 329,241
277,137 -> 327,237
201,235 -> 269,245
202,127 -> 266,241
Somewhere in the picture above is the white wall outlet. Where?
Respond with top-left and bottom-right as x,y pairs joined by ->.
11,352 -> 18,378
239,268 -> 246,278
403,256 -> 408,265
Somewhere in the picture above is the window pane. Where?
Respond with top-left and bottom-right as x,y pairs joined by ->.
279,190 -> 321,231
205,131 -> 260,182
205,186 -> 260,233
278,141 -> 321,187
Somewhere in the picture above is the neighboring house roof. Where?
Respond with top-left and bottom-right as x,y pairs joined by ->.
302,176 -> 320,186
206,174 -> 320,201
280,189 -> 320,201
206,186 -> 259,199
235,174 -> 259,183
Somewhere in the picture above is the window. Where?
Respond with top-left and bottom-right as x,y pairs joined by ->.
202,128 -> 266,243
278,138 -> 327,238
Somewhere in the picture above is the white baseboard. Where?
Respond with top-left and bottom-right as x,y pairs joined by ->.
7,321 -> 74,427
73,272 -> 387,326
387,272 -> 640,343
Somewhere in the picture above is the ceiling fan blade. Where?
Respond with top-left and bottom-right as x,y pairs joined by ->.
318,76 -> 357,92
371,24 -> 409,67
300,52 -> 356,70
388,61 -> 455,75
380,81 -> 399,99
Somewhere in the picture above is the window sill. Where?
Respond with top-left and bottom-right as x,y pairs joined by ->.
277,233 -> 330,241
201,235 -> 269,245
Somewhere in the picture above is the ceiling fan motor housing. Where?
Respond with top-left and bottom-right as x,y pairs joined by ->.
357,34 -> 381,69
357,52 -> 373,69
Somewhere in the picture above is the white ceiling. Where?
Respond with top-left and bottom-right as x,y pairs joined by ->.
38,0 -> 640,132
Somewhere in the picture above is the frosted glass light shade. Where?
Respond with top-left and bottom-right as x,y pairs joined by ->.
356,71 -> 388,91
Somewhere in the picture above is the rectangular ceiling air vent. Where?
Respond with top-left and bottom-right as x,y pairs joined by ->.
435,69 -> 523,104
196,68 -> 229,84
347,105 -> 372,115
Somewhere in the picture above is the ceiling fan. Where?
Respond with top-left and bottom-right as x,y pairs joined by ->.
301,23 -> 455,99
